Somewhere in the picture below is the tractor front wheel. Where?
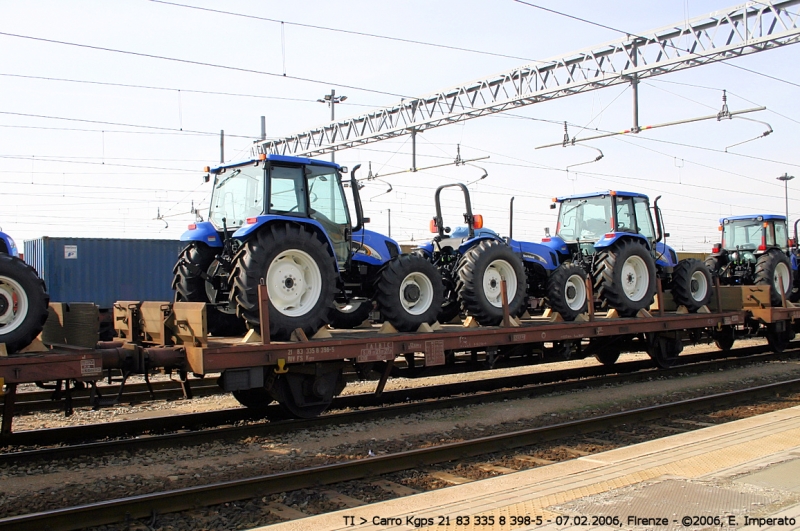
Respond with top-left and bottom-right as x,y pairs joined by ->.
0,254 -> 49,354
229,224 -> 336,341
546,262 -> 588,320
456,240 -> 526,326
755,249 -> 792,306
671,258 -> 713,312
375,254 -> 443,331
594,240 -> 656,317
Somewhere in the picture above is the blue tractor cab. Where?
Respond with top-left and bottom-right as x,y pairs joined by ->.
706,214 -> 793,306
0,230 -> 49,354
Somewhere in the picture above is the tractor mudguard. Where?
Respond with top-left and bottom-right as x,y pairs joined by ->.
416,242 -> 435,256
179,221 -> 224,248
233,215 -> 341,256
654,242 -> 679,268
593,232 -> 650,252
0,231 -> 18,257
350,228 -> 400,267
508,239 -> 559,271
456,234 -> 503,255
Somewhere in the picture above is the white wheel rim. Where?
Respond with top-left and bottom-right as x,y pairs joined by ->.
689,270 -> 709,301
399,272 -> 434,316
266,250 -> 323,317
775,262 -> 791,295
483,259 -> 517,308
0,275 -> 29,334
564,273 -> 587,311
621,255 -> 649,302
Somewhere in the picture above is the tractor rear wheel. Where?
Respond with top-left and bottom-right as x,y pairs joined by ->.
456,240 -> 526,326
594,240 -> 656,317
0,254 -> 49,354
375,254 -> 443,331
330,299 -> 372,329
755,249 -> 792,306
229,224 -> 335,341
671,258 -> 713,312
546,262 -> 588,320
172,242 -> 246,337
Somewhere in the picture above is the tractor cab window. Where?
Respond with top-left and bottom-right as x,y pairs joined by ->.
557,196 -> 611,241
615,197 -> 636,234
723,220 -> 761,250
306,165 -> 350,266
209,163 -> 266,228
269,166 -> 306,215
774,221 -> 789,249
633,197 -> 655,239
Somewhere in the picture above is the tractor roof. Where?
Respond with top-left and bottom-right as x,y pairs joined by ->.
720,214 -> 787,223
555,190 -> 649,202
208,154 -> 340,174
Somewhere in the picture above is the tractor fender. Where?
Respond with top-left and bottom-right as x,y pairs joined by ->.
594,232 -> 651,252
456,234 -> 503,255
179,221 -> 224,248
507,239 -> 559,270
0,231 -> 17,257
350,228 -> 400,267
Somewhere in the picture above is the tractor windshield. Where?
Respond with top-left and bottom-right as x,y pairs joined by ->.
209,164 -> 265,229
556,196 -> 612,242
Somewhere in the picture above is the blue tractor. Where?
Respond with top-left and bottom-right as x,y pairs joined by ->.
0,230 -> 49,353
529,191 -> 713,318
705,215 -> 794,306
416,183 -> 528,326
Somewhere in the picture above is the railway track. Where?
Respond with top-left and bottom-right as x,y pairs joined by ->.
2,343 -> 796,465
2,376 -> 798,531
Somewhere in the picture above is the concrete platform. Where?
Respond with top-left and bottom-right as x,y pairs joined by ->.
254,406 -> 800,530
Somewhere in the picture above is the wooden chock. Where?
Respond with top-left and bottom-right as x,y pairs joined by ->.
0,344 -> 6,357
636,308 -> 653,318
675,305 -> 689,314
430,321 -> 442,331
507,316 -> 521,327
416,322 -> 434,333
463,316 -> 480,328
290,328 -> 310,342
241,329 -> 262,344
548,311 -> 564,323
19,338 -> 48,353
697,305 -> 711,314
542,308 -> 554,318
378,322 -> 399,334
573,313 -> 590,322
520,311 -> 532,319
311,326 -> 332,339
606,309 -> 620,319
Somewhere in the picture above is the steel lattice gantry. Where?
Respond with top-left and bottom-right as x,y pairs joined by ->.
253,0 -> 800,159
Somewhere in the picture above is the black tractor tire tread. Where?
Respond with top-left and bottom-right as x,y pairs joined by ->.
545,262 -> 588,321
456,240 -> 526,326
593,239 -> 656,317
229,224 -> 336,341
671,258 -> 713,312
754,249 -> 792,307
374,254 -> 444,332
0,254 -> 50,354
330,300 -> 372,329
172,242 -> 246,337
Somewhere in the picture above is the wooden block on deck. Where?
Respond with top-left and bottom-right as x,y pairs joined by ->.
0,343 -> 6,357
636,308 -> 653,318
241,329 -> 262,344
709,285 -> 770,311
19,338 -> 48,353
416,322 -> 434,333
463,316 -> 480,328
378,321 -> 399,334
605,309 -> 620,319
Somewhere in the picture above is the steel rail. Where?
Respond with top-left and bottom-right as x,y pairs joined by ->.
1,343 -> 793,466
3,378 -> 798,531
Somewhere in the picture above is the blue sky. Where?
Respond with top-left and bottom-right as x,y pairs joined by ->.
1,0 -> 798,252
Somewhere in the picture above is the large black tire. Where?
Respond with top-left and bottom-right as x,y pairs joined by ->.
671,258 -> 713,312
0,254 -> 49,354
546,262 -> 588,321
172,242 -> 247,337
229,224 -> 336,341
594,240 -> 656,317
755,250 -> 792,307
330,299 -> 372,329
704,256 -> 722,277
456,240 -> 526,326
375,254 -> 444,331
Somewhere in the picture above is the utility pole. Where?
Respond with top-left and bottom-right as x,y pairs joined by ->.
317,89 -> 347,163
777,173 -> 795,221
